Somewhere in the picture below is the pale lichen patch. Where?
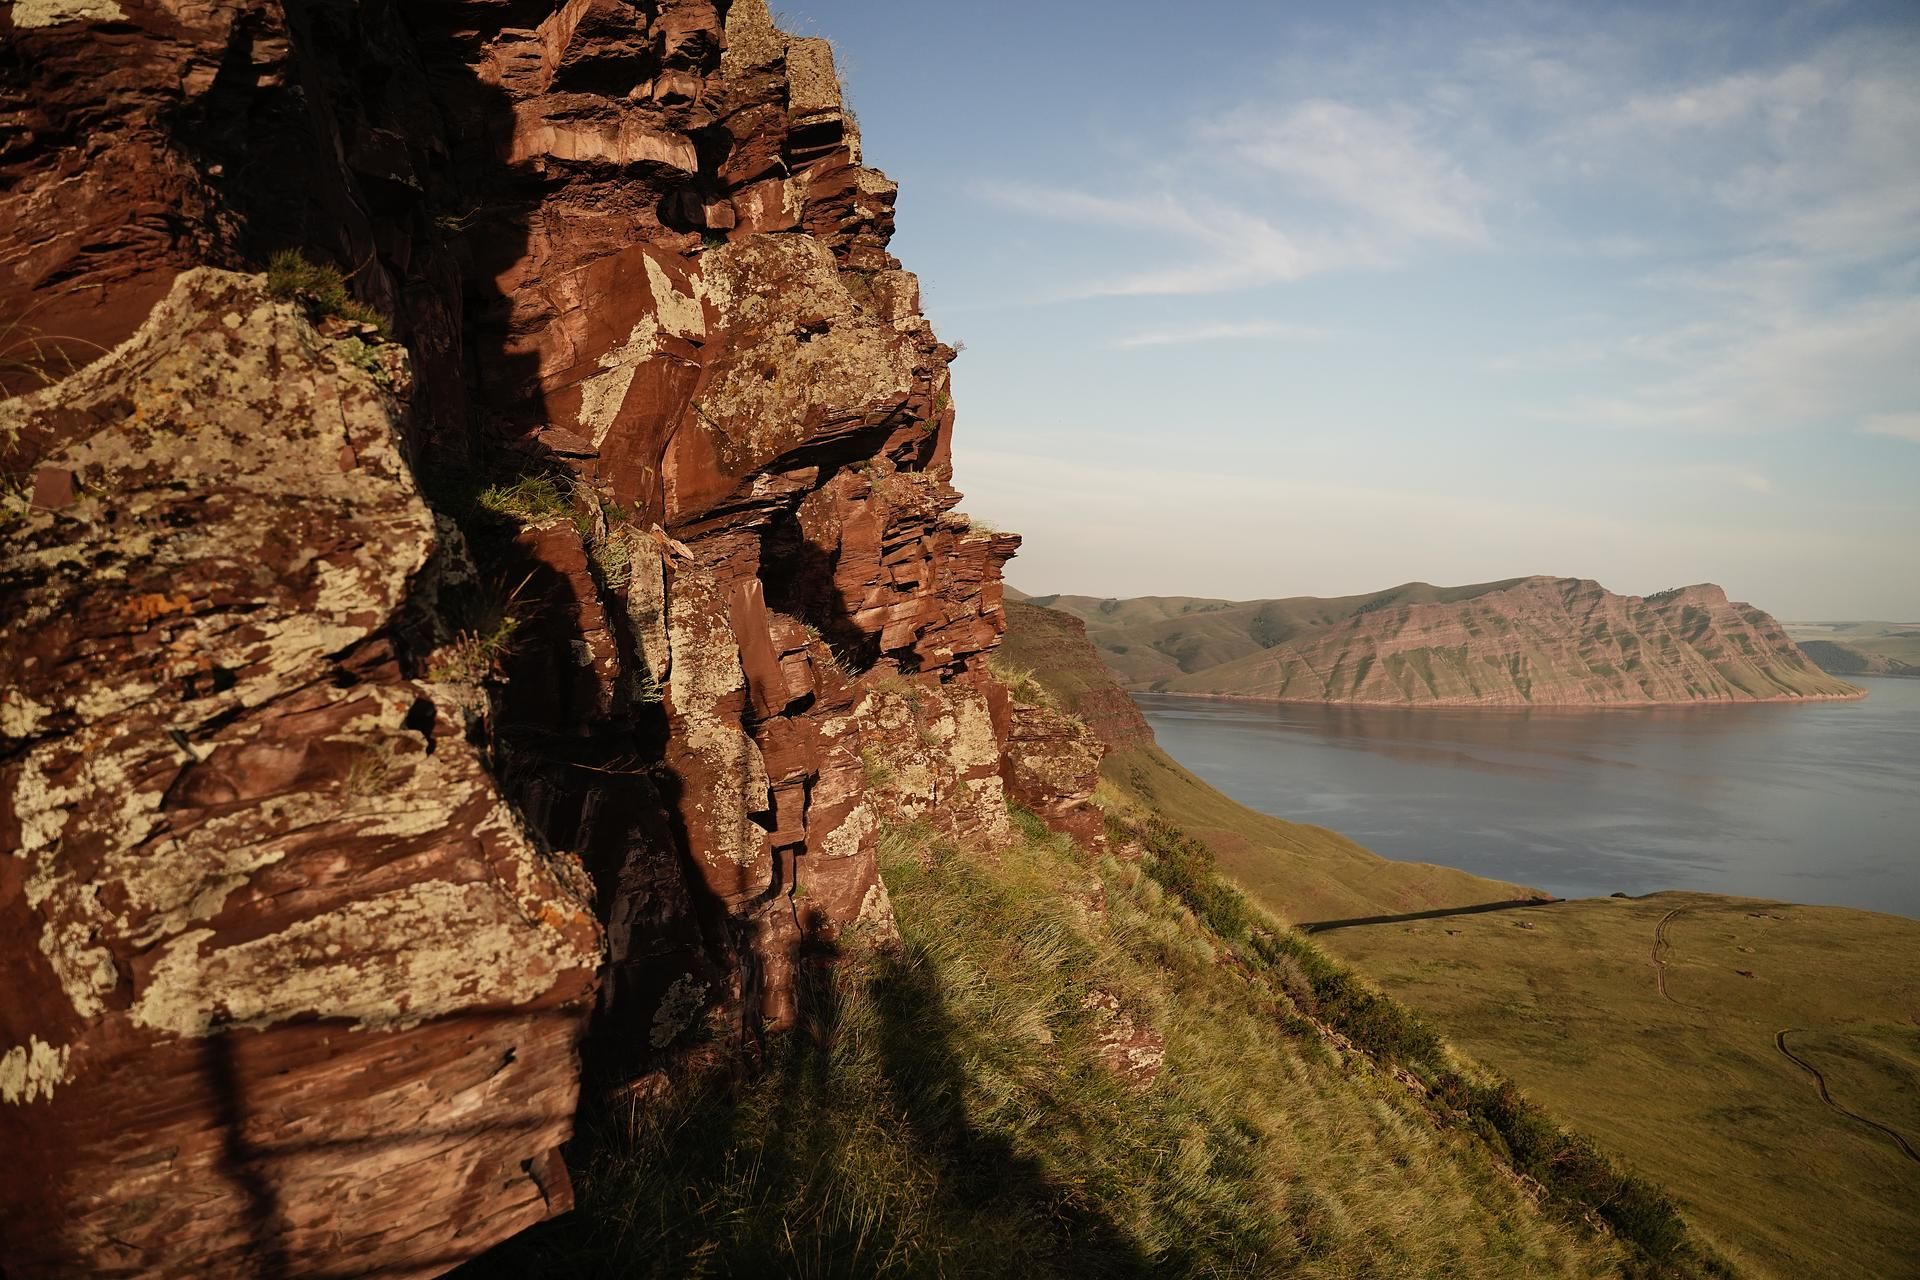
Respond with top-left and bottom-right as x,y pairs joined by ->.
815,801 -> 875,860
10,0 -> 124,26
0,689 -> 52,742
130,879 -> 595,1037
0,1037 -> 73,1105
666,564 -> 771,868
720,0 -> 783,76
855,876 -> 897,939
644,254 -> 706,339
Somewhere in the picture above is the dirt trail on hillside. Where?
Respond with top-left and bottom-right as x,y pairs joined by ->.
1650,909 -> 1693,1008
1774,1030 -> 1920,1166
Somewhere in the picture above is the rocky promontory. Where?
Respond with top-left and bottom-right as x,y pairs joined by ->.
1038,577 -> 1863,707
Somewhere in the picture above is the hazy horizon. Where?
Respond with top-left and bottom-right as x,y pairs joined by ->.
791,0 -> 1920,620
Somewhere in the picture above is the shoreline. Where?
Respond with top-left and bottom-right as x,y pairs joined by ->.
1130,686 -> 1870,711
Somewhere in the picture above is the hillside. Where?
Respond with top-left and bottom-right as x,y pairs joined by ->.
462,815 -> 1635,1278
999,601 -> 1544,924
1328,895 -> 1920,1279
1786,622 -> 1920,678
1033,577 -> 1862,707
1005,600 -> 1920,1279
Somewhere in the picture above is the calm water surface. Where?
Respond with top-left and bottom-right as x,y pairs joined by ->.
1136,678 -> 1920,918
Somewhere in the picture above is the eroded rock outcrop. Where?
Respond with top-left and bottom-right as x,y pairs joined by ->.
1,1 -> 1077,1275
0,269 -> 602,1277
1045,578 -> 1863,707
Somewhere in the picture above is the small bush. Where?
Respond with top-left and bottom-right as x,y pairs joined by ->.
343,743 -> 397,797
590,537 -> 633,590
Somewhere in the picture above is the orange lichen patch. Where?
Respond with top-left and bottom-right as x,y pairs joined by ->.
123,592 -> 195,628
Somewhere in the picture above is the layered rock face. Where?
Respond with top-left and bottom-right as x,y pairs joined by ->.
1047,578 -> 1863,707
1,2 -> 1069,1275
0,268 -> 603,1278
1001,600 -> 1154,751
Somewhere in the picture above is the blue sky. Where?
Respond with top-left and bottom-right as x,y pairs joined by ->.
784,0 -> 1920,618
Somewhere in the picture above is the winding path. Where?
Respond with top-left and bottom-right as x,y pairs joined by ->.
1775,1029 -> 1920,1167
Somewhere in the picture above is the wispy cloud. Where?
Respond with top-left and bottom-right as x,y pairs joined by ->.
1544,294 -> 1920,435
1865,413 -> 1920,444
1114,320 -> 1327,349
1204,100 -> 1491,244
972,96 -> 1492,298
973,181 -> 1361,296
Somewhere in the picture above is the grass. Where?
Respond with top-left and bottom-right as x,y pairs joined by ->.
0,475 -> 31,526
265,250 -> 390,335
427,614 -> 521,684
986,655 -> 1051,708
1107,735 -> 1534,927
1325,893 -> 1920,1279
1110,807 -> 1719,1276
473,473 -> 573,526
859,745 -> 895,789
460,816 -> 1624,1279
1,307 -> 102,398
426,573 -> 531,684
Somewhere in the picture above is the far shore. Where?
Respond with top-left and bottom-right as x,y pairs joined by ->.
1129,685 -> 1870,712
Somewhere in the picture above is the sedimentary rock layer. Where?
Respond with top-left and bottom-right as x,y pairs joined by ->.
1,1 -> 1085,1274
1040,577 -> 1862,707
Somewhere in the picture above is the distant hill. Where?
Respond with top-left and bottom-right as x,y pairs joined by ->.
1028,576 -> 1862,707
1784,622 -> 1920,679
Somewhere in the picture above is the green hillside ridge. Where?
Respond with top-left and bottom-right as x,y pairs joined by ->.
1002,599 -> 1919,1280
1028,577 -> 1860,706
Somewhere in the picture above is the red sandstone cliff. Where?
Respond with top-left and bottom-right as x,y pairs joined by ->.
0,3 -> 1097,1275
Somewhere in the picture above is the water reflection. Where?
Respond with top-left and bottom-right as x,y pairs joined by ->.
1136,678 -> 1920,918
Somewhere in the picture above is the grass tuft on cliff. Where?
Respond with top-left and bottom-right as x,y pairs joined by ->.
464,812 -> 1670,1279
265,250 -> 391,335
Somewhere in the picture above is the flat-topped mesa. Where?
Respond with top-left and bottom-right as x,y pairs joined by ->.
0,2 -> 1061,1275
1045,576 -> 1863,707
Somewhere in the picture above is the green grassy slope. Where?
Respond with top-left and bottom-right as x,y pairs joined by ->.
462,816 -> 1628,1279
1325,895 -> 1920,1280
1001,600 -> 1543,924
